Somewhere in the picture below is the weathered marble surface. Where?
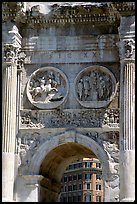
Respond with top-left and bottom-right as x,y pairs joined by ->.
2,2 -> 135,202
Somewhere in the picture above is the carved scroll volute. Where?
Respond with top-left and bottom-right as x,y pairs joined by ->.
26,67 -> 69,109
74,66 -> 118,108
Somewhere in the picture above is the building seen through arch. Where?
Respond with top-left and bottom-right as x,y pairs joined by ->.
60,158 -> 104,202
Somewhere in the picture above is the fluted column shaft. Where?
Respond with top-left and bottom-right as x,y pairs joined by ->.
2,61 -> 17,201
2,62 -> 17,152
118,16 -> 135,202
2,25 -> 22,202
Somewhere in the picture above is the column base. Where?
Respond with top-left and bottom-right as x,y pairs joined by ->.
2,198 -> 16,202
120,197 -> 135,202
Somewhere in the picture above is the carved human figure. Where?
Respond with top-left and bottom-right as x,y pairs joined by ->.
83,76 -> 90,100
29,70 -> 67,103
44,77 -> 58,94
103,110 -> 110,126
109,110 -> 115,123
48,71 -> 58,87
114,110 -> 119,124
89,71 -> 98,101
98,76 -> 106,100
56,72 -> 61,85
77,78 -> 83,100
104,75 -> 112,99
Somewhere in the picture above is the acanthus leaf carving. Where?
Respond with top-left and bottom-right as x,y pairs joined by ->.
117,38 -> 135,60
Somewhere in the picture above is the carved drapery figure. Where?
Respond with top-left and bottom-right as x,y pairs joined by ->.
75,66 -> 118,108
77,70 -> 113,101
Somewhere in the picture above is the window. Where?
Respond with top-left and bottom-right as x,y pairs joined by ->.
69,164 -> 73,170
96,174 -> 101,180
87,183 -> 90,190
78,195 -> 81,202
96,184 -> 101,190
96,195 -> 101,202
85,162 -> 91,168
64,185 -> 67,192
85,193 -> 91,202
85,173 -> 91,180
68,185 -> 72,191
96,162 -> 101,168
73,184 -> 77,191
68,196 -> 73,202
78,162 -> 83,168
62,197 -> 67,202
73,196 -> 77,202
64,176 -> 67,182
68,175 -> 72,182
78,174 -> 82,180
73,175 -> 77,180
74,163 -> 77,169
79,183 -> 82,190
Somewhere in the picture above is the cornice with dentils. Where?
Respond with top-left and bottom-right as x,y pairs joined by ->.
2,2 -> 135,26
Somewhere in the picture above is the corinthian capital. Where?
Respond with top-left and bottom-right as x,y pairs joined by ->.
3,44 -> 18,64
118,15 -> 135,61
117,38 -> 135,61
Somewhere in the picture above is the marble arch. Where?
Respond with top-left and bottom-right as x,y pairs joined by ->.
2,2 -> 135,202
18,130 -> 117,202
28,131 -> 110,176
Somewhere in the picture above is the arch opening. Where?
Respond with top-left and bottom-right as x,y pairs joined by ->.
18,131 -> 117,202
39,142 -> 101,202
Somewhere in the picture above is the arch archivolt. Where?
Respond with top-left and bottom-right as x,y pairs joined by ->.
18,130 -> 119,179
17,130 -> 119,202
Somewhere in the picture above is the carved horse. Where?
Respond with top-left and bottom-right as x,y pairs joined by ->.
30,79 -> 58,99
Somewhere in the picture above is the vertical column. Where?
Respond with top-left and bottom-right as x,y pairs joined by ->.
2,26 -> 22,202
118,16 -> 135,202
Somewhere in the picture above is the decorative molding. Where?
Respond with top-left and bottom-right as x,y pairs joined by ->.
2,2 -> 135,26
2,2 -> 27,23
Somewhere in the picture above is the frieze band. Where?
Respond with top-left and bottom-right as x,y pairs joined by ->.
20,109 -> 119,129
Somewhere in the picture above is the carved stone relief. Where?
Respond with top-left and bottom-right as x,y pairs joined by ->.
124,39 -> 135,58
26,67 -> 69,109
20,109 -> 119,129
17,132 -> 45,174
74,66 -> 118,108
3,44 -> 19,63
17,131 -> 119,177
117,38 -> 135,60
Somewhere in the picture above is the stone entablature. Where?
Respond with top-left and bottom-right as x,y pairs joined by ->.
20,108 -> 119,129
2,2 -> 135,26
23,35 -> 118,51
23,35 -> 119,64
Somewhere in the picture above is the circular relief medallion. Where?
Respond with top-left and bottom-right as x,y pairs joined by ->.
74,66 -> 118,108
26,67 -> 69,109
